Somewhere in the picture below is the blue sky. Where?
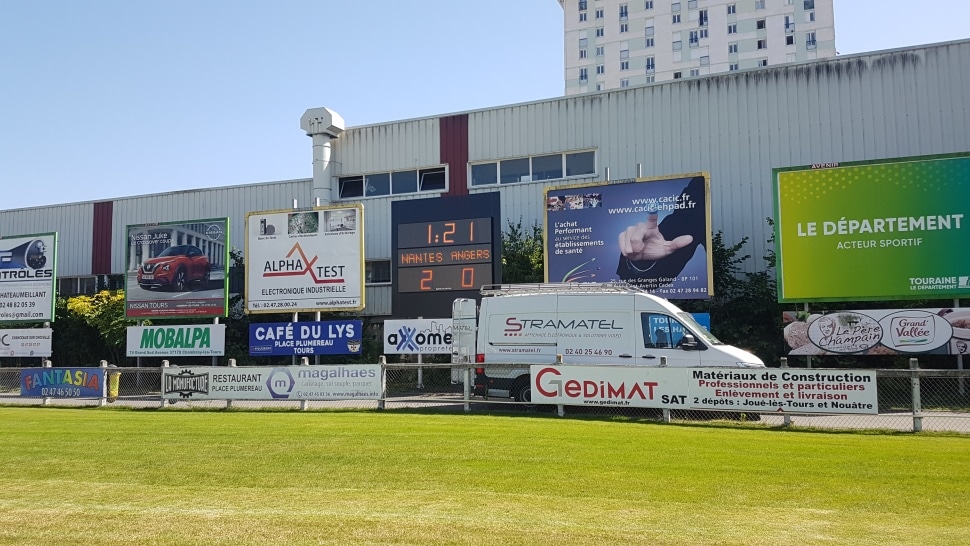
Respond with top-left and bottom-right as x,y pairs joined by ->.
2,1 -> 969,210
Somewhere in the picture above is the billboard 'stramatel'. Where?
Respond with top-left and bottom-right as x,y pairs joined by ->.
246,205 -> 364,313
0,233 -> 56,323
773,154 -> 970,302
125,218 -> 229,318
544,175 -> 713,299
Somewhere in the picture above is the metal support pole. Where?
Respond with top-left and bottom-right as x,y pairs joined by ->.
41,359 -> 52,406
804,303 -> 812,369
226,358 -> 236,409
660,356 -> 670,423
291,311 -> 299,366
910,358 -> 922,432
417,353 -> 424,390
956,299 -> 965,395
377,356 -> 387,410
314,311 -> 321,365
463,366 -> 471,413
780,357 -> 791,428
160,360 -> 170,408
300,357 -> 310,411
211,316 -> 219,366
99,360 -> 108,407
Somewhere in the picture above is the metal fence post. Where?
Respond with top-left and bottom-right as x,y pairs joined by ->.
780,357 -> 791,428
99,360 -> 108,407
41,359 -> 52,406
226,358 -> 236,410
463,366 -> 471,413
660,356 -> 670,423
300,357 -> 310,411
910,358 -> 922,432
556,354 -> 565,417
377,356 -> 386,410
160,360 -> 170,408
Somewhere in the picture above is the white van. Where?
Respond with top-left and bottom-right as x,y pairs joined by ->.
452,283 -> 764,402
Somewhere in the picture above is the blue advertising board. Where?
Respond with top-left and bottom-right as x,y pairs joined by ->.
544,175 -> 713,299
21,367 -> 104,397
249,320 -> 363,356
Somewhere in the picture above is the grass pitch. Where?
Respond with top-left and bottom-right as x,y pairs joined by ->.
1,407 -> 968,545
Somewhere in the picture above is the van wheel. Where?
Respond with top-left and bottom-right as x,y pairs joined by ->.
512,380 -> 532,403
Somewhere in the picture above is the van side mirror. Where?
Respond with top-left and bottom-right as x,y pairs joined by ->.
679,334 -> 697,349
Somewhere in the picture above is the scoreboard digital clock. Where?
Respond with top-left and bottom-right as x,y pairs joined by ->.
396,218 -> 493,293
391,193 -> 502,318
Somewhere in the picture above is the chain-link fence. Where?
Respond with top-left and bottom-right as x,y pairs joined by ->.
3,363 -> 969,433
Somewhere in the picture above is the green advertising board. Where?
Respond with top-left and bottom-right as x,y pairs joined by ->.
773,153 -> 970,303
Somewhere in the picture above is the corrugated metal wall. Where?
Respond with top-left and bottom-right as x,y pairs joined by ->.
465,41 -> 970,269
2,40 -> 968,309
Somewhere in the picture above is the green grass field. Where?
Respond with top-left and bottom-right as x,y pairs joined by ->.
1,407 -> 968,545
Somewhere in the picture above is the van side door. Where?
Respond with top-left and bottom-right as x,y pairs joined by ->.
635,312 -> 702,367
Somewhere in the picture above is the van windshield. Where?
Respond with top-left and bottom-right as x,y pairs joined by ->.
677,312 -> 723,345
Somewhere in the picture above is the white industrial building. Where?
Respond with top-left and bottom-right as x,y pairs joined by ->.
559,0 -> 836,94
2,40 -> 968,316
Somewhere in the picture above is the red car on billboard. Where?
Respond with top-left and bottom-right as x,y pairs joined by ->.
137,245 -> 210,292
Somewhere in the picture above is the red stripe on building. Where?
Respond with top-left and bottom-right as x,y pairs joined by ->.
91,201 -> 113,274
440,114 -> 469,196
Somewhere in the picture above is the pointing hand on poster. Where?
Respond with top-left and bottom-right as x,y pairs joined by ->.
617,209 -> 694,265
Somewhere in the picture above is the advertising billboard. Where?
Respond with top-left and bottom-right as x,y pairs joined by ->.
0,233 -> 56,323
783,308 -> 970,356
773,154 -> 970,302
161,365 -> 382,401
249,320 -> 363,356
246,205 -> 364,313
126,324 -> 226,357
383,318 -> 453,354
21,367 -> 104,398
544,175 -> 713,299
125,219 -> 229,318
0,328 -> 53,357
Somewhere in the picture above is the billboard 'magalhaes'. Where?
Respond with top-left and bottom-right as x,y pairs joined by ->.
773,154 -> 970,302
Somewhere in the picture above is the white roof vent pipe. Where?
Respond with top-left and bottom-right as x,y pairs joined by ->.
300,107 -> 345,206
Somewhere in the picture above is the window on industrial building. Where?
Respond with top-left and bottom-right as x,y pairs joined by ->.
757,19 -> 766,30
689,30 -> 699,46
579,0 -> 587,10
620,22 -> 628,32
645,75 -> 655,83
688,0 -> 697,8
700,55 -> 709,66
672,14 -> 681,24
579,12 -> 587,22
470,151 -> 596,187
757,39 -> 767,49
690,68 -> 700,77
500,158 -> 531,183
596,46 -> 604,56
699,9 -> 708,27
672,2 -> 681,12
728,23 -> 737,34
728,42 -> 738,54
804,0 -> 815,8
645,37 -> 654,47
596,8 -> 604,18
579,38 -> 588,48
580,48 -> 588,58
596,27 -> 604,37
730,63 -> 739,71
645,1 -> 653,9
784,15 -> 795,32
673,71 -> 683,79
646,56 -> 655,72
758,58 -> 768,67
596,64 -> 605,74
727,4 -> 736,15
806,31 -> 817,49
392,170 -> 418,194
786,35 -> 795,46
366,260 -> 391,284
645,24 -> 655,36
339,167 -> 446,199
365,173 -> 390,197
619,4 -> 628,20
596,83 -> 603,91
580,67 -> 588,81
672,40 -> 682,50
805,10 -> 815,22
621,78 -> 629,87
621,60 -> 629,70
58,276 -> 97,296
755,0 -> 765,9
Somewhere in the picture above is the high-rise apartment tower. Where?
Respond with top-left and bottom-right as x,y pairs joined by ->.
560,0 -> 836,94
